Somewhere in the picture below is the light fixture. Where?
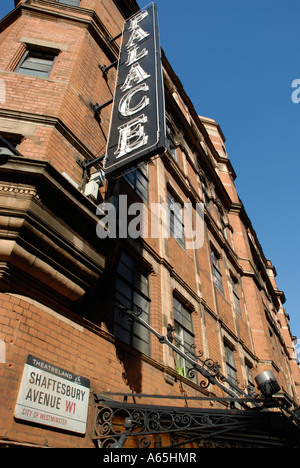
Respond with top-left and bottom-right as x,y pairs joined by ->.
84,169 -> 105,201
255,371 -> 280,398
111,417 -> 134,448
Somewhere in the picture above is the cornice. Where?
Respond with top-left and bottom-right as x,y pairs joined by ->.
163,85 -> 232,211
0,155 -> 109,311
112,0 -> 140,19
0,0 -> 120,62
0,107 -> 96,161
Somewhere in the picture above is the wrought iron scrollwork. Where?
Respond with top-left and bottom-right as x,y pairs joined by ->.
93,396 -> 274,448
118,305 -> 252,403
94,400 -> 234,448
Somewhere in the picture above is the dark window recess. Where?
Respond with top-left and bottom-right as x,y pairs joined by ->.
114,252 -> 151,355
123,164 -> 149,203
245,362 -> 255,395
16,50 -> 57,78
167,127 -> 177,161
0,134 -> 22,156
211,249 -> 224,294
224,342 -> 238,389
201,180 -> 210,212
231,276 -> 242,316
173,296 -> 197,383
167,191 -> 185,247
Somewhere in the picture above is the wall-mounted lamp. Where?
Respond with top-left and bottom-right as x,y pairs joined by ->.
255,371 -> 281,398
84,168 -> 105,201
111,417 -> 134,448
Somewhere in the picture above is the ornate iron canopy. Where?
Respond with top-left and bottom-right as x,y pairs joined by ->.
93,394 -> 300,448
92,306 -> 300,448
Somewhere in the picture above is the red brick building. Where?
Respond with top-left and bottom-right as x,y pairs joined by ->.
0,0 -> 299,449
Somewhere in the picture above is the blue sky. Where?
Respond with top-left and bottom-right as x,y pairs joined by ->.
1,1 -> 299,342
140,0 -> 300,342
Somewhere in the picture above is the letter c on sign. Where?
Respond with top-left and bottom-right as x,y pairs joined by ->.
119,83 -> 150,116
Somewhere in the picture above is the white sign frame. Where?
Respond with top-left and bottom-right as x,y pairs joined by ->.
15,355 -> 90,435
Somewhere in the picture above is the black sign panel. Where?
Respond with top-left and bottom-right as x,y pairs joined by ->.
104,4 -> 166,177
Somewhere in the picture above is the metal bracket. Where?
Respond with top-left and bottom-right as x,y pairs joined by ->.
78,154 -> 106,192
89,99 -> 113,122
119,305 -> 252,405
0,136 -> 23,157
99,60 -> 118,78
109,32 -> 122,43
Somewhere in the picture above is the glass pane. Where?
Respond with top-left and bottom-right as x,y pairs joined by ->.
21,59 -> 51,72
132,335 -> 149,354
173,305 -> 182,325
225,345 -> 235,367
124,170 -> 135,189
57,0 -> 80,5
116,278 -> 132,302
174,322 -> 183,345
114,323 -> 131,345
18,52 -> 55,77
136,178 -> 147,201
117,261 -> 133,283
118,252 -> 133,277
133,322 -> 149,342
133,269 -> 149,296
133,291 -> 149,317
0,146 -> 15,155
115,291 -> 131,311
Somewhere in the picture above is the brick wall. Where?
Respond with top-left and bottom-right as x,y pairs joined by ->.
0,0 -> 299,448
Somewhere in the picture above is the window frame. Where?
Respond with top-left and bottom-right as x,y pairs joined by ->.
0,133 -> 23,156
166,126 -> 178,161
224,342 -> 238,389
167,190 -> 185,248
245,360 -> 255,395
173,296 -> 197,383
211,248 -> 224,294
15,49 -> 57,78
57,0 -> 80,6
201,180 -> 210,212
123,163 -> 149,203
114,252 -> 151,355
231,275 -> 242,317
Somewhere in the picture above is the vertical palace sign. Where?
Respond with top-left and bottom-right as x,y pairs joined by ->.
104,3 -> 166,177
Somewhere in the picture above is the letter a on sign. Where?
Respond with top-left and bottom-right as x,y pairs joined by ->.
104,4 -> 166,178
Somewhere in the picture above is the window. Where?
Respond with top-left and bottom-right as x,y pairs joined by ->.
231,276 -> 242,316
57,0 -> 80,5
221,218 -> 228,240
114,252 -> 150,355
16,49 -> 57,78
0,134 -> 22,156
123,164 -> 148,202
167,191 -> 185,247
224,342 -> 238,389
167,127 -> 177,161
201,180 -> 210,211
211,249 -> 224,294
245,361 -> 255,395
173,296 -> 196,382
